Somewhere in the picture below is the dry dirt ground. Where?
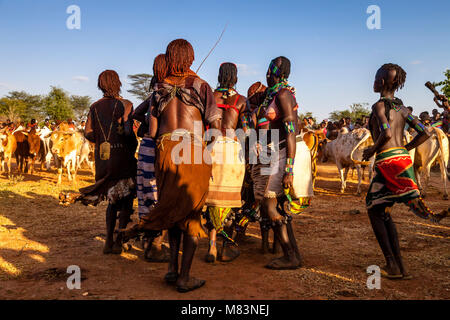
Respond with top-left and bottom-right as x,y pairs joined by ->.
0,162 -> 449,300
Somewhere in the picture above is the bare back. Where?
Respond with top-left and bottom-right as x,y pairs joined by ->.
369,100 -> 408,152
213,92 -> 246,130
155,97 -> 204,136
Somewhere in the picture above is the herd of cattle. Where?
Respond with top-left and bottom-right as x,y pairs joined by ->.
0,123 -> 448,199
0,123 -> 93,184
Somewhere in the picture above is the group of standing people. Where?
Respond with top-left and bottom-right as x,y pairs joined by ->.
76,38 -> 448,293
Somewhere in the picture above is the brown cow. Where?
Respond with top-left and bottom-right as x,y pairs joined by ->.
0,128 -> 17,177
27,127 -> 42,174
13,130 -> 30,173
50,126 -> 84,184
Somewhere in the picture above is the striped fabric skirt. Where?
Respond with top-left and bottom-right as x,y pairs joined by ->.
136,136 -> 158,218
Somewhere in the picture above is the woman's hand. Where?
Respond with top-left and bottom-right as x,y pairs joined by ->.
435,95 -> 449,109
283,173 -> 294,189
363,146 -> 376,161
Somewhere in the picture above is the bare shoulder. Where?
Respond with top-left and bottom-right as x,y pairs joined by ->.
278,88 -> 293,99
277,88 -> 296,105
400,105 -> 411,117
120,98 -> 133,107
237,94 -> 247,105
372,100 -> 384,110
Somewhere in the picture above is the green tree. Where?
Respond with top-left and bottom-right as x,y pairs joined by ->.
5,91 -> 44,121
329,103 -> 370,122
43,86 -> 74,121
0,98 -> 28,122
70,95 -> 92,121
127,73 -> 152,101
297,111 -> 317,123
433,69 -> 450,99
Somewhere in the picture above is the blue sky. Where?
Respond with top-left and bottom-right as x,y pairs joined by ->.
0,0 -> 449,120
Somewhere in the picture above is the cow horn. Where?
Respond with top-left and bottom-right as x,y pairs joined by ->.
350,130 -> 372,166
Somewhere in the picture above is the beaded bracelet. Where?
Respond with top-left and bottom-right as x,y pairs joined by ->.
286,158 -> 295,166
285,167 -> 294,175
284,121 -> 296,134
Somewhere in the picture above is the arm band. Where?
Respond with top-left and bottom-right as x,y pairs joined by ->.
286,158 -> 295,166
284,121 -> 296,134
407,114 -> 426,133
240,114 -> 250,130
415,122 -> 426,132
285,167 -> 294,175
380,122 -> 390,131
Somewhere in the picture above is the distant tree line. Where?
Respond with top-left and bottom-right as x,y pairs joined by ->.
2,69 -> 447,125
0,87 -> 92,123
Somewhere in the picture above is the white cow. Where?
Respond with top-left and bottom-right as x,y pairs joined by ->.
321,128 -> 374,194
38,126 -> 54,170
413,127 -> 449,199
77,134 -> 94,172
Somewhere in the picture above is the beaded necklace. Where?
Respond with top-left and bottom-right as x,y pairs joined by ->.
216,87 -> 237,99
380,97 -> 402,112
257,79 -> 295,114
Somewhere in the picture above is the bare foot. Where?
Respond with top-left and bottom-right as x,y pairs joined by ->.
380,265 -> 403,279
111,240 -> 123,254
430,209 -> 449,223
176,277 -> 206,293
205,242 -> 217,263
103,244 -> 113,254
118,224 -> 142,243
219,243 -> 240,262
164,272 -> 178,284
408,198 -> 432,220
265,256 -> 300,270
145,244 -> 170,263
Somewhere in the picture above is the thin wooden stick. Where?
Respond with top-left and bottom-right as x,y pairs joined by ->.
195,23 -> 228,74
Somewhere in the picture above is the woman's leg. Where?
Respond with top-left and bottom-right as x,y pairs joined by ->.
176,231 -> 205,292
112,195 -> 134,253
144,230 -> 169,262
262,197 -> 300,269
367,204 -> 401,277
383,207 -> 409,277
104,201 -> 118,254
205,228 -> 217,263
168,227 -> 182,275
219,219 -> 240,262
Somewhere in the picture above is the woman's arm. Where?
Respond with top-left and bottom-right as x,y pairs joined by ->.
131,98 -> 151,123
148,102 -> 159,139
84,107 -> 95,142
363,101 -> 392,160
277,89 -> 297,189
120,99 -> 135,137
434,95 -> 449,112
404,110 -> 431,151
